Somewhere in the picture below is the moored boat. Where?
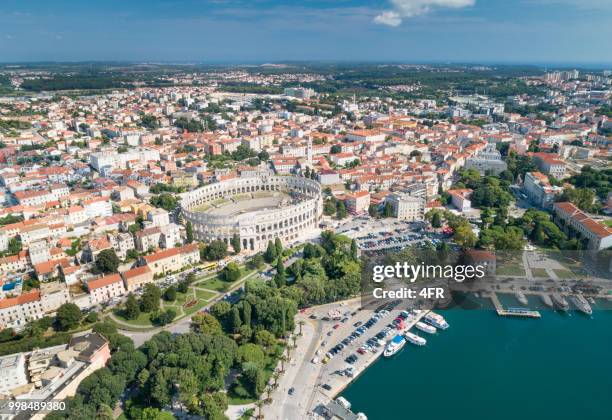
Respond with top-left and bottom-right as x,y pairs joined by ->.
570,294 -> 592,315
424,312 -> 449,329
415,321 -> 437,334
404,331 -> 427,346
540,294 -> 553,308
551,293 -> 569,311
383,335 -> 406,357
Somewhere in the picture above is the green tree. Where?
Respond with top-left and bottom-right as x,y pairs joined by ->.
559,188 -> 599,213
323,198 -> 337,216
6,237 -> 21,255
55,303 -> 82,331
150,309 -> 176,326
368,203 -> 379,218
164,285 -> 177,301
140,284 -> 162,313
177,279 -> 189,293
336,201 -> 348,219
95,249 -> 120,273
125,293 -> 141,320
191,312 -> 222,334
202,240 -> 228,261
264,241 -> 277,263
383,201 -> 394,218
453,224 -> 477,249
231,233 -> 241,253
139,408 -> 175,420
350,239 -> 359,261
185,221 -> 194,244
150,193 -> 178,212
274,259 -> 286,287
431,211 -> 442,228
274,237 -> 283,257
220,262 -> 242,282
247,253 -> 264,270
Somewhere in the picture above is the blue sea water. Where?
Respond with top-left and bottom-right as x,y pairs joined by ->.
341,306 -> 612,420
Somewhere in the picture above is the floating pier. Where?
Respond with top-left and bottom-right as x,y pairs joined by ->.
490,292 -> 541,318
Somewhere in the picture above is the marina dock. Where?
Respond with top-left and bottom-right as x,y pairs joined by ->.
490,293 -> 541,318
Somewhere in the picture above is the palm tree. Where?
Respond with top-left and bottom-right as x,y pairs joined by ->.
291,334 -> 298,348
298,320 -> 305,336
264,385 -> 273,404
279,354 -> 288,372
255,400 -> 264,420
272,371 -> 281,388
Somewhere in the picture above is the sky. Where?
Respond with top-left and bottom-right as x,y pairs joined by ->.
0,0 -> 611,65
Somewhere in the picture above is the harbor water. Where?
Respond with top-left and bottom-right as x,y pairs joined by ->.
340,305 -> 612,420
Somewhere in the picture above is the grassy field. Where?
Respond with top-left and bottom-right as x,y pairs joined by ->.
195,289 -> 216,300
603,220 -> 612,227
554,269 -> 575,279
496,264 -> 526,277
112,309 -> 154,327
531,268 -> 549,278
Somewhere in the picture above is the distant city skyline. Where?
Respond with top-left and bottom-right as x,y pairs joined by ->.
0,0 -> 611,64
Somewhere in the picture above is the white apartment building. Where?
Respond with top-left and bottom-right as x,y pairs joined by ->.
0,353 -> 28,396
28,240 -> 51,265
0,290 -> 45,330
83,197 -> 113,219
147,208 -> 170,227
19,224 -> 51,246
464,142 -> 507,175
39,282 -> 70,314
384,193 -> 425,221
523,172 -> 563,209
160,223 -> 181,248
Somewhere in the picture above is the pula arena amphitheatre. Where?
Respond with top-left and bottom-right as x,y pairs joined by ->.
180,174 -> 323,252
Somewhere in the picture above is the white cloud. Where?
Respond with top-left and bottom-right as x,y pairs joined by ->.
374,0 -> 475,26
373,11 -> 402,27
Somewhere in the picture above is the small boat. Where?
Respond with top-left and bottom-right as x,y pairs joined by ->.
384,335 -> 406,357
540,294 -> 553,308
551,293 -> 569,311
570,294 -> 592,316
515,291 -> 528,306
424,312 -> 449,329
415,321 -> 437,334
404,331 -> 427,346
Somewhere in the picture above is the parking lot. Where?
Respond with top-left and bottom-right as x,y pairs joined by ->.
304,299 -> 429,404
336,217 -> 431,251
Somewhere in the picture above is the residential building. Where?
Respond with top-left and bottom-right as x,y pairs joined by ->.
121,265 -> 154,292
384,193 -> 425,221
345,191 -> 370,214
523,172 -> 563,209
0,290 -> 45,330
553,202 -> 612,250
87,274 -> 127,305
0,353 -> 28,396
141,243 -> 200,275
464,142 -> 507,175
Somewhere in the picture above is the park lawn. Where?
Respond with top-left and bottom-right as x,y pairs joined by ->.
554,269 -> 575,279
531,268 -> 549,278
183,299 -> 209,316
195,289 -> 216,301
496,264 -> 526,277
197,277 -> 233,292
113,309 -> 154,327
603,219 -> 612,227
